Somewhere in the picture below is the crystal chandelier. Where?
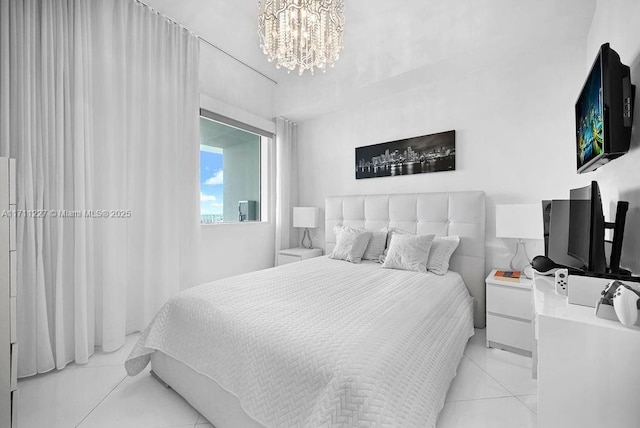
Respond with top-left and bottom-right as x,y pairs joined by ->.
258,0 -> 344,76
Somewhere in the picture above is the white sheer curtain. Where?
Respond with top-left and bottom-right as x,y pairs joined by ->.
0,0 -> 200,376
274,117 -> 298,262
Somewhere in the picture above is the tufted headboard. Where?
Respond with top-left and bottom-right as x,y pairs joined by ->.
325,191 -> 486,328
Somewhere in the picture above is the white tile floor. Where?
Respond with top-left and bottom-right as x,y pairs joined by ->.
17,329 -> 536,428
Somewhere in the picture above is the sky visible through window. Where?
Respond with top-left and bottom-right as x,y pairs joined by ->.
200,148 -> 224,221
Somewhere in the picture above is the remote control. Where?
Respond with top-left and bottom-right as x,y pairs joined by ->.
554,269 -> 568,296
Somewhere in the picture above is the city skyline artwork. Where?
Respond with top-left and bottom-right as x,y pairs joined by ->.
355,130 -> 455,179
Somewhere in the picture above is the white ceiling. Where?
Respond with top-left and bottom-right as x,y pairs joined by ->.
143,0 -> 596,121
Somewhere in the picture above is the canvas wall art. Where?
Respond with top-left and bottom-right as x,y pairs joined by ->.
355,130 -> 455,179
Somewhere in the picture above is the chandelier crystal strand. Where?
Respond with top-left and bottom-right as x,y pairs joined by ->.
259,0 -> 344,76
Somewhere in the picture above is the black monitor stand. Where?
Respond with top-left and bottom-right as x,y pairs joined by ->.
607,201 -> 628,276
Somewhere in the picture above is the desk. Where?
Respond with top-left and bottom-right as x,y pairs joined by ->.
533,273 -> 640,428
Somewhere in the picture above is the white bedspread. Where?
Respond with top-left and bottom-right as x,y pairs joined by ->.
125,256 -> 474,428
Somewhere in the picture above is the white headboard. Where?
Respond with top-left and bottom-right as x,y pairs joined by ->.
325,191 -> 486,328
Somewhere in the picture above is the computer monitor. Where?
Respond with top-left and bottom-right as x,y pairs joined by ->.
548,200 -> 584,270
568,181 -> 607,274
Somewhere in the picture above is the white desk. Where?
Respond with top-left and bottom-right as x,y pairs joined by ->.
533,273 -> 640,428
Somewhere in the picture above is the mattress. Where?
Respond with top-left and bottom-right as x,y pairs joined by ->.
125,256 -> 474,427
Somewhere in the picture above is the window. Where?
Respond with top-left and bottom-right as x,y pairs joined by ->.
200,112 -> 266,224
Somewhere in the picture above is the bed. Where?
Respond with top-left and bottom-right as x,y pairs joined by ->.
125,191 -> 486,427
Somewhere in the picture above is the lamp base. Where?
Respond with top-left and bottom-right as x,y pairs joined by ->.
510,239 -> 532,277
301,228 -> 313,249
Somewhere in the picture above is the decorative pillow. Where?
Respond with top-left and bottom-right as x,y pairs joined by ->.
329,226 -> 372,263
362,230 -> 388,261
379,227 -> 412,263
427,235 -> 460,275
383,227 -> 411,251
334,224 -> 387,261
382,233 -> 435,273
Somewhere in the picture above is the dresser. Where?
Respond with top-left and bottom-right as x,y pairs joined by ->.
533,272 -> 640,428
0,157 -> 17,427
277,247 -> 323,266
485,270 -> 533,356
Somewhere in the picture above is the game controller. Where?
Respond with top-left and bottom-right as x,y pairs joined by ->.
596,280 -> 622,316
600,280 -> 620,303
554,269 -> 568,296
612,284 -> 640,327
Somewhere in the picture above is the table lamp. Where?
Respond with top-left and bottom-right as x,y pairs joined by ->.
293,207 -> 320,249
496,204 -> 543,277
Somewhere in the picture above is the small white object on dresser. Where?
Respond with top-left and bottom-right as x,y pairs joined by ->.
485,269 -> 533,356
0,157 -> 17,427
277,247 -> 323,266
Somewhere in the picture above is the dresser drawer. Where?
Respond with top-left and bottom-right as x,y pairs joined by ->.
11,388 -> 18,427
487,284 -> 532,321
10,297 -> 16,344
9,214 -> 15,251
10,250 -> 16,297
487,313 -> 533,352
9,158 -> 16,205
10,343 -> 17,391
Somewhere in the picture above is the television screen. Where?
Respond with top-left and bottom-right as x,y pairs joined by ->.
575,54 -> 604,171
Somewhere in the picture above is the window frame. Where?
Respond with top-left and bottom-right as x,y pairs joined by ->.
199,109 -> 273,226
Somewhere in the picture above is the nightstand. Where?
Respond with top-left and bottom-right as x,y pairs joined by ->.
485,269 -> 533,356
277,247 -> 323,266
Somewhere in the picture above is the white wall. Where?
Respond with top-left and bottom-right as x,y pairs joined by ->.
295,31 -> 591,272
194,44 -> 277,286
193,0 -> 640,283
199,44 -> 274,121
584,0 -> 640,274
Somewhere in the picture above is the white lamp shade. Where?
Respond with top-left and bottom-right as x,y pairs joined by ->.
496,204 -> 543,240
292,207 -> 320,228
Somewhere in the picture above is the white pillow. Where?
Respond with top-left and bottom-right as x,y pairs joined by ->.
427,236 -> 460,275
382,233 -> 435,273
362,230 -> 388,261
334,224 -> 387,261
332,223 -> 344,241
383,227 -> 411,252
329,226 -> 372,263
378,227 -> 412,263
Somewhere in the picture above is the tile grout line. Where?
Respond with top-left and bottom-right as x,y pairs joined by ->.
446,395 -> 521,404
514,394 -> 538,415
463,350 -> 538,416
462,351 -> 522,398
74,372 -> 129,428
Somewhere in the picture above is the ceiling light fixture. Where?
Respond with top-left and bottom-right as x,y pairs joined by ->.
258,0 -> 344,76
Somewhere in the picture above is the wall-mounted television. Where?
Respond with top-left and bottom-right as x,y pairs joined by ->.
575,43 -> 635,173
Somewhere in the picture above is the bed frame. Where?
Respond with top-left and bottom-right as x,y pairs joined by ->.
151,190 -> 486,427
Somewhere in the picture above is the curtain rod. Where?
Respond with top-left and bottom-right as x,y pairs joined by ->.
135,0 -> 278,85
197,37 -> 278,85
